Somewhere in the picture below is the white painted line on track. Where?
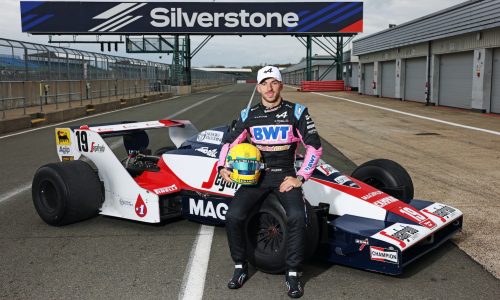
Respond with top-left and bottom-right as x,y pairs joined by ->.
0,183 -> 31,205
312,92 -> 500,137
0,96 -> 180,140
178,87 -> 254,300
247,85 -> 257,110
0,93 -> 224,205
178,225 -> 215,300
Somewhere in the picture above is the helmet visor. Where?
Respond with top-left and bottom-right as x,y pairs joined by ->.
227,159 -> 264,173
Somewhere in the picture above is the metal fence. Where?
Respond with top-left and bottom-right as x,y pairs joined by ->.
0,38 -> 168,82
0,37 -> 236,119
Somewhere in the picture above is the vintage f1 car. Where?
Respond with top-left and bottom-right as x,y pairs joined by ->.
32,120 -> 463,275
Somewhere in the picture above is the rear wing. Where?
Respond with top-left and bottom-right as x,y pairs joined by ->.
80,120 -> 185,136
54,120 -> 199,161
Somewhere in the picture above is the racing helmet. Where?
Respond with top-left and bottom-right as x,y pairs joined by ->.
226,143 -> 265,185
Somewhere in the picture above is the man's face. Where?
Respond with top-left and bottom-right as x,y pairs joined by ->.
257,77 -> 283,104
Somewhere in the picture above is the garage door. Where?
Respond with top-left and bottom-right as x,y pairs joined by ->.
381,61 -> 396,98
491,48 -> 500,113
404,57 -> 427,102
363,63 -> 374,95
439,51 -> 473,109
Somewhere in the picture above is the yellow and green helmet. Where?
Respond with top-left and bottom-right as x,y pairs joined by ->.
226,143 -> 265,185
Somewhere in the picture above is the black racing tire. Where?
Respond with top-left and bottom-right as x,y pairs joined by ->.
245,193 -> 319,274
32,160 -> 103,226
351,159 -> 414,203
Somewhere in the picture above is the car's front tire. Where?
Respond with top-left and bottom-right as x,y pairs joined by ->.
32,160 -> 103,226
351,159 -> 414,203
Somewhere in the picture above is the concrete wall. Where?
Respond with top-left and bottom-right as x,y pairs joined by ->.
471,48 -> 493,112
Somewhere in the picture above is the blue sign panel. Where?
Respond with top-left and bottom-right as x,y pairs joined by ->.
20,1 -> 363,34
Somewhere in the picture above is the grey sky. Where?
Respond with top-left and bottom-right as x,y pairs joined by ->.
1,0 -> 468,67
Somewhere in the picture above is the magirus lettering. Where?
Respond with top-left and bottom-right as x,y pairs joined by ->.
189,198 -> 228,220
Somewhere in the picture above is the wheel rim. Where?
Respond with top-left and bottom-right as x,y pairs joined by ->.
38,180 -> 59,213
250,212 -> 284,254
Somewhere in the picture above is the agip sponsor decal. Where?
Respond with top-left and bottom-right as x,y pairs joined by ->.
55,128 -> 71,145
58,146 -> 71,155
370,246 -> 399,264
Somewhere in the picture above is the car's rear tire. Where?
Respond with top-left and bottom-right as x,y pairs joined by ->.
245,193 -> 319,274
32,160 -> 103,226
351,159 -> 414,203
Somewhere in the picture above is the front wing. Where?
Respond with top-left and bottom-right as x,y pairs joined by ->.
321,199 -> 463,275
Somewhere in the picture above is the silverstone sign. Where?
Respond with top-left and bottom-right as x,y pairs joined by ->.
20,1 -> 363,34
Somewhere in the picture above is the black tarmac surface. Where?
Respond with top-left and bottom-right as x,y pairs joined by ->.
0,84 -> 498,299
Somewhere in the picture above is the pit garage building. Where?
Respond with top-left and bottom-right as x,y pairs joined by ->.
353,0 -> 500,113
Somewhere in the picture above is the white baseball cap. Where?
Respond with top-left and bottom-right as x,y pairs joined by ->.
257,66 -> 282,83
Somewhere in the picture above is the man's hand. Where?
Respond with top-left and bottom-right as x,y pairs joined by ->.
219,167 -> 233,184
279,176 -> 302,193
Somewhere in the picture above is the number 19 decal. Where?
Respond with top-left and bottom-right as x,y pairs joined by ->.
76,131 -> 89,152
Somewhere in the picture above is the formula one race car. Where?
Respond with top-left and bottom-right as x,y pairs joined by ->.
32,120 -> 463,275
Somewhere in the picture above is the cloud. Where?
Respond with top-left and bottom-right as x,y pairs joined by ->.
1,0 -> 469,67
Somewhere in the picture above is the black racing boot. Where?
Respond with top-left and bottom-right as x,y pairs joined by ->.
227,263 -> 248,289
285,271 -> 304,298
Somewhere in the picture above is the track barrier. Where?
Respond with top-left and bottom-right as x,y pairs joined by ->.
300,80 -> 345,92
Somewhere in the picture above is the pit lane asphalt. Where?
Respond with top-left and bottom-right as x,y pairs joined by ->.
0,84 -> 498,299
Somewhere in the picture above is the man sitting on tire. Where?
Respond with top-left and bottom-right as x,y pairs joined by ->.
218,66 -> 323,298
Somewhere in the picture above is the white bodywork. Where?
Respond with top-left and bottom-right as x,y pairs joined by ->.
53,121 -> 463,241
55,124 -> 177,223
302,178 -> 388,221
